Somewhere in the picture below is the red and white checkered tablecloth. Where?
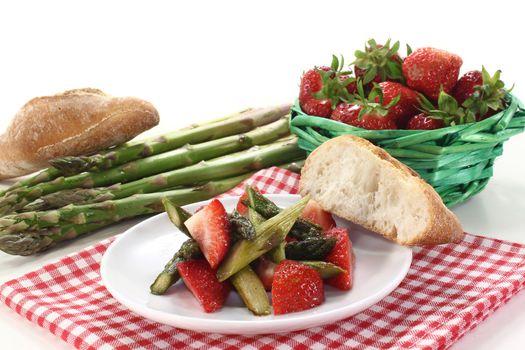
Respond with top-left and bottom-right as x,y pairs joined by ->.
1,167 -> 525,350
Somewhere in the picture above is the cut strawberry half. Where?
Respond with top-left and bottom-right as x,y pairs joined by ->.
323,228 -> 353,291
272,260 -> 324,315
255,256 -> 277,291
235,186 -> 263,216
184,199 -> 230,269
177,259 -> 230,313
301,200 -> 336,231
236,190 -> 249,216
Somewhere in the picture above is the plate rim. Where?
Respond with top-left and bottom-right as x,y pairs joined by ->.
100,194 -> 413,334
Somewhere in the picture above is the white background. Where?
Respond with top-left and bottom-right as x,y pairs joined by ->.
0,1 -> 524,349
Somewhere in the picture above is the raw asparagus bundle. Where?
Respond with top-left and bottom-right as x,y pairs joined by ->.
0,105 -> 289,197
1,116 -> 291,214
0,158 -> 306,256
0,174 -> 251,256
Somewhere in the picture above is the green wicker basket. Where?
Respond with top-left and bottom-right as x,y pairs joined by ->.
290,94 -> 525,207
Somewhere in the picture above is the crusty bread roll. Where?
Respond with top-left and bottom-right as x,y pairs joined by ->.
299,135 -> 463,245
0,88 -> 159,179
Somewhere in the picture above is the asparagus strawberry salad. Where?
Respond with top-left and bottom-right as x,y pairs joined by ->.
149,187 -> 353,316
299,38 -> 510,130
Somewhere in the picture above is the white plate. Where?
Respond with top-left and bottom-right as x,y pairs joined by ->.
101,194 -> 412,334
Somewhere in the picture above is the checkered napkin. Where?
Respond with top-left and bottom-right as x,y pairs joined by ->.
1,167 -> 525,350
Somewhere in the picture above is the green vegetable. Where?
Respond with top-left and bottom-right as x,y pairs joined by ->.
229,266 -> 271,316
0,174 -> 251,256
229,211 -> 256,241
299,261 -> 345,278
150,239 -> 202,295
216,195 -> 309,281
162,198 -> 192,238
243,186 -> 323,240
285,238 -> 336,261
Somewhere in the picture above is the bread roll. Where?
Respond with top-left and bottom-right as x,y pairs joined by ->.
299,135 -> 463,245
0,88 -> 159,179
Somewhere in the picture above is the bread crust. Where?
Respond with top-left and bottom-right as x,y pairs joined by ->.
0,88 -> 159,179
299,135 -> 464,246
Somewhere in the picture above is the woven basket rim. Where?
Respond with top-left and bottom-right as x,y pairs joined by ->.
291,93 -> 524,136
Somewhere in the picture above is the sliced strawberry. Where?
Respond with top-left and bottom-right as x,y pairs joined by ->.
301,199 -> 336,231
235,186 -> 262,216
184,199 -> 230,269
323,228 -> 353,291
177,259 -> 230,313
255,256 -> 276,291
272,260 -> 324,315
236,190 -> 249,216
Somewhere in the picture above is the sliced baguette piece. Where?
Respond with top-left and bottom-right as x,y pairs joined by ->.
299,135 -> 463,245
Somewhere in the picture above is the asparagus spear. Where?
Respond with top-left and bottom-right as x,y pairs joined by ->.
150,239 -> 201,295
285,238 -> 336,260
49,104 -> 291,174
229,211 -> 256,241
299,261 -> 345,278
229,266 -> 271,316
162,198 -> 192,237
0,173 -> 251,256
0,117 -> 292,214
243,187 -> 323,240
216,195 -> 309,281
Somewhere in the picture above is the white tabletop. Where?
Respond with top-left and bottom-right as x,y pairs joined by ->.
1,1 -> 524,349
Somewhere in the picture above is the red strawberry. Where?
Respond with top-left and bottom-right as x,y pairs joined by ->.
353,39 -> 404,86
340,75 -> 357,94
272,260 -> 324,315
235,190 -> 249,216
185,199 -> 230,269
331,103 -> 397,130
301,200 -> 336,231
377,82 -> 419,127
331,103 -> 361,126
323,228 -> 353,291
407,113 -> 444,130
255,256 -> 277,291
360,113 -> 397,130
458,67 -> 507,120
453,70 -> 482,105
299,67 -> 333,117
177,259 -> 230,313
402,47 -> 463,101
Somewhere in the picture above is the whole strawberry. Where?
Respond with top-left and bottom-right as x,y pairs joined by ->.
353,39 -> 404,86
461,67 -> 508,120
331,103 -> 361,126
331,82 -> 399,130
407,113 -> 444,130
402,47 -> 462,101
453,70 -> 483,104
376,82 -> 419,127
331,103 -> 397,130
299,67 -> 333,117
416,90 -> 476,127
272,260 -> 324,315
299,56 -> 355,117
